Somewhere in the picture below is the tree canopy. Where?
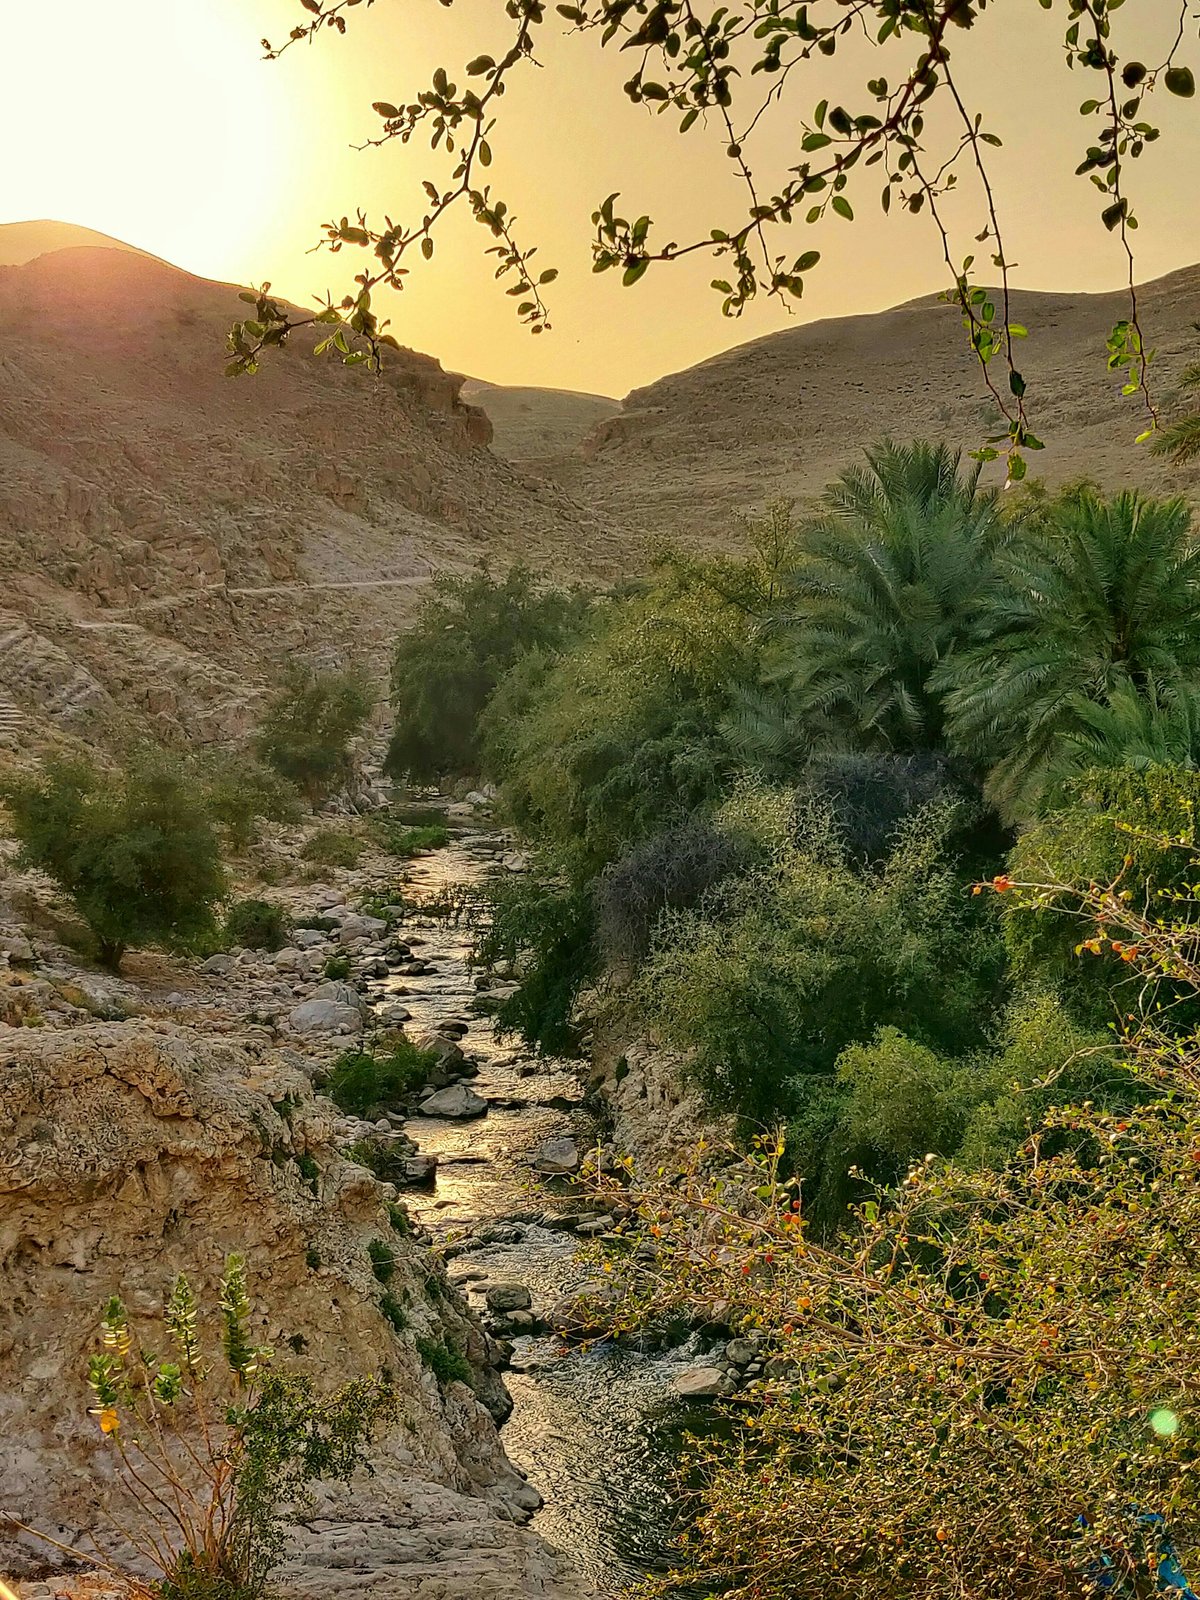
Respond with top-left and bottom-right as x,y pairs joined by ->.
230,0 -> 1200,476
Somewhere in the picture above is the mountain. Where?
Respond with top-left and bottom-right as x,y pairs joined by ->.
0,227 -> 615,755
0,218 -> 156,266
546,267 -> 1200,542
459,377 -> 620,462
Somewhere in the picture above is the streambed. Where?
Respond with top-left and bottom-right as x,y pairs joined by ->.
369,824 -> 705,1593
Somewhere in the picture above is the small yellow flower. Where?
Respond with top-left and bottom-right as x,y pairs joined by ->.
97,1406 -> 120,1435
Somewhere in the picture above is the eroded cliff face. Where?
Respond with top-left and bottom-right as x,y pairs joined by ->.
0,1020 -> 582,1599
0,241 -> 616,759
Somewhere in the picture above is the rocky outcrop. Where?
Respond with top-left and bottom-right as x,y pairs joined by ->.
592,1036 -> 733,1178
0,1020 -> 583,1597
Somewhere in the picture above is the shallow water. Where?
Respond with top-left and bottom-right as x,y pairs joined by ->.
371,827 -> 694,1594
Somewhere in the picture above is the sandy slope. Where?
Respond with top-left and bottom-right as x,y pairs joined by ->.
546,267 -> 1200,543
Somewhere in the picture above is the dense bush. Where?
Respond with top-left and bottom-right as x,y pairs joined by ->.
481,554 -> 774,874
256,665 -> 374,806
2,752 -> 225,970
224,898 -> 290,952
386,564 -> 591,783
414,1334 -> 472,1387
594,818 -> 753,968
475,870 -> 599,1056
196,751 -> 301,851
300,827 -> 364,869
321,1038 -> 437,1115
370,813 -> 451,856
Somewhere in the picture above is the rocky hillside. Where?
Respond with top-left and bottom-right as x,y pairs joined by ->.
459,378 -> 620,464
0,228 -> 615,757
547,266 -> 1200,543
0,816 -> 587,1599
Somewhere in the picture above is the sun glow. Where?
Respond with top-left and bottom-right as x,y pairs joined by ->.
0,0 -> 297,282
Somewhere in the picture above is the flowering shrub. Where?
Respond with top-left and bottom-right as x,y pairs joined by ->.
594,851 -> 1200,1600
26,1257 -> 392,1600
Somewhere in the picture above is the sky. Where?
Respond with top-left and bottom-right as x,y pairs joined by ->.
2,0 -> 1198,397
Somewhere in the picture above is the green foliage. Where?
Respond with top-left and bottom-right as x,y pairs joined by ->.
594,818 -> 753,969
321,1039 -> 437,1116
256,665 -> 374,807
387,1202 -> 411,1235
367,1238 -> 395,1284
941,489 -> 1200,817
196,751 -> 301,852
300,828 -> 364,869
475,870 -> 598,1055
379,1293 -> 409,1334
385,565 -> 591,783
224,898 -> 290,952
1,751 -> 225,970
76,1259 -> 391,1600
414,1335 -> 472,1387
371,817 -> 451,856
635,792 -> 1006,1222
775,442 -> 1012,753
1005,765 -> 1200,1024
323,954 -> 351,980
482,552 -> 774,874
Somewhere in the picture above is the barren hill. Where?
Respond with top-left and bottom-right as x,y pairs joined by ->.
548,267 -> 1200,542
0,229 -> 613,755
460,376 -> 620,463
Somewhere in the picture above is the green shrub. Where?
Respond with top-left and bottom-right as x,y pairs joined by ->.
196,751 -> 301,852
380,1293 -> 409,1334
225,898 -> 290,952
415,1334 -> 472,1387
304,1246 -> 322,1270
1,751 -> 226,971
386,564 -> 592,783
322,1039 -> 436,1116
70,1258 -> 391,1600
300,828 -> 364,869
475,870 -> 598,1055
594,819 -> 753,968
387,1202 -> 411,1234
323,954 -> 351,980
368,1237 -> 396,1283
256,665 -> 375,807
293,1152 -> 320,1195
375,821 -> 451,857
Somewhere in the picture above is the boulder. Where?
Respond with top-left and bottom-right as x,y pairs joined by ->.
531,1135 -> 580,1176
311,980 -> 368,1017
288,999 -> 363,1036
200,953 -> 234,976
674,1366 -> 737,1400
725,1337 -> 759,1367
0,932 -> 35,965
417,1084 -> 487,1119
293,928 -> 328,950
414,1032 -> 466,1069
358,958 -> 390,980
485,1283 -> 533,1314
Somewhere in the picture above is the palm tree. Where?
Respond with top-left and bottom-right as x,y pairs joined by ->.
1040,679 -> 1200,808
939,489 -> 1200,817
775,440 -> 1013,754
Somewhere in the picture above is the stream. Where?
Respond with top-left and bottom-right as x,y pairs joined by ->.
367,821 -> 704,1594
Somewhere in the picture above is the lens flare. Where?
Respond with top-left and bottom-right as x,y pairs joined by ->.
1150,1408 -> 1180,1437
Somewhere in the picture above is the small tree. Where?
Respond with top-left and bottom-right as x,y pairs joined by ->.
256,667 -> 374,807
2,753 -> 226,970
35,1256 -> 394,1600
196,751 -> 302,852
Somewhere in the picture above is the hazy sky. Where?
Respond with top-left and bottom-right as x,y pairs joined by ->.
3,0 -> 1198,396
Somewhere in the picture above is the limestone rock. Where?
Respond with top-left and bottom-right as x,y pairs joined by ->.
674,1366 -> 737,1400
532,1135 -> 581,1176
417,1084 -> 488,1120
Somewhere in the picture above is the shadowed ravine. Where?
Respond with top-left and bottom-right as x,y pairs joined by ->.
370,827 -> 705,1592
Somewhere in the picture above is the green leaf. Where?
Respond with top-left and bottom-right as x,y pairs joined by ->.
1165,67 -> 1195,98
421,237 -> 434,260
372,101 -> 400,118
623,259 -> 649,286
831,195 -> 854,221
795,250 -> 821,271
